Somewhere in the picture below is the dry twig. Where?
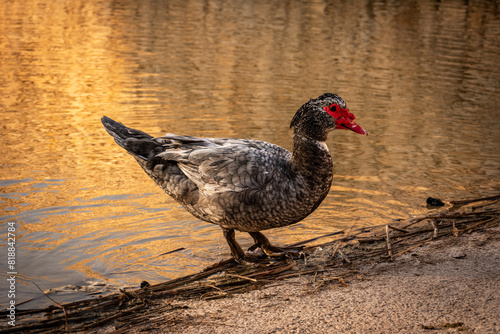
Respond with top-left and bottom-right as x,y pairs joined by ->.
32,281 -> 71,332
385,225 -> 393,258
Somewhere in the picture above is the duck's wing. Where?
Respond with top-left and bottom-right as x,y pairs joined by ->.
155,136 -> 292,196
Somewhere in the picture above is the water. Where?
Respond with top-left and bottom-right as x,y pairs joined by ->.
1,0 -> 499,309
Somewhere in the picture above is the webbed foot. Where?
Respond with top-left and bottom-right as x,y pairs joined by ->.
222,228 -> 304,263
248,231 -> 304,258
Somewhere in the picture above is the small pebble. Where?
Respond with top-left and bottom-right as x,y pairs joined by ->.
426,197 -> 445,206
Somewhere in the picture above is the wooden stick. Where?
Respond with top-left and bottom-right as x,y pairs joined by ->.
385,225 -> 393,258
32,281 -> 71,332
459,217 -> 496,233
203,284 -> 227,294
331,242 -> 342,258
247,261 -> 296,278
387,225 -> 409,233
285,230 -> 344,247
431,221 -> 438,239
452,221 -> 459,237
401,217 -> 429,229
392,240 -> 430,258
450,194 -> 500,205
337,249 -> 351,264
158,247 -> 186,256
225,273 -> 258,282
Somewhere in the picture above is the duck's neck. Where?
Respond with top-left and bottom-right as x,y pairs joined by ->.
291,133 -> 333,183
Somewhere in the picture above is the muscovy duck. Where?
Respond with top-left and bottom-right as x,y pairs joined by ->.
101,93 -> 366,261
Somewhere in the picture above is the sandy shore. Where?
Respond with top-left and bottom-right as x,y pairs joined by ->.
115,226 -> 500,334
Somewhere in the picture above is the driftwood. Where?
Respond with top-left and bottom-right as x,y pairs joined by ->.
1,195 -> 499,333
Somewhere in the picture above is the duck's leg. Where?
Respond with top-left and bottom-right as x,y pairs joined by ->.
248,231 -> 296,256
222,228 -> 245,261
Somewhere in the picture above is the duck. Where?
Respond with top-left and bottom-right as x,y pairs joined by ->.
101,93 -> 366,261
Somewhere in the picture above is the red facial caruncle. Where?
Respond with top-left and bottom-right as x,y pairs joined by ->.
323,104 -> 367,135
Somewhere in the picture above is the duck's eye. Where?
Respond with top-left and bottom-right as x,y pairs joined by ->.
323,104 -> 342,118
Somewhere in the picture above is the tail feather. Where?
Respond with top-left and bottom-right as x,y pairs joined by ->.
101,116 -> 158,160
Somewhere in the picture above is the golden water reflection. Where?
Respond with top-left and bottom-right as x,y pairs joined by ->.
0,0 -> 499,308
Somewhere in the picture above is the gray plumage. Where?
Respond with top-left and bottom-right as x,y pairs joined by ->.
101,93 -> 366,260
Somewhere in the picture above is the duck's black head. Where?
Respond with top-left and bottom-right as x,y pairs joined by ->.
290,93 -> 367,141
